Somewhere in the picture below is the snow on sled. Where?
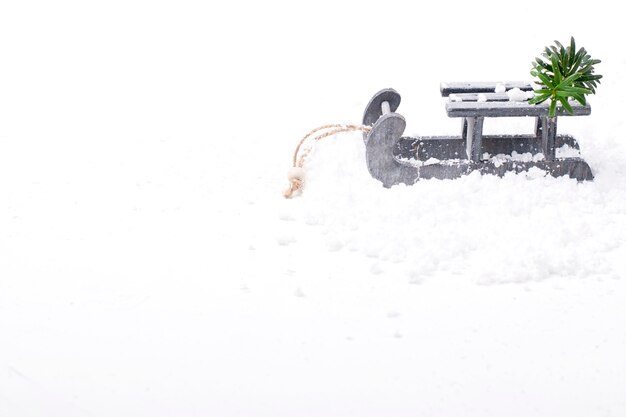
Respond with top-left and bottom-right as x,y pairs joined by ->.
362,83 -> 594,188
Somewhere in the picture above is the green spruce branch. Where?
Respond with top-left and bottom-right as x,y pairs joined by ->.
530,37 -> 602,118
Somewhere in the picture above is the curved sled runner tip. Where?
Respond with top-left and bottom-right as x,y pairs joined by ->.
365,112 -> 418,188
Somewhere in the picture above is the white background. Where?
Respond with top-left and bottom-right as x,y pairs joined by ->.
1,1 -> 625,416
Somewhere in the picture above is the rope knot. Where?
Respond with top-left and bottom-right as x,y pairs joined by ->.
283,167 -> 305,198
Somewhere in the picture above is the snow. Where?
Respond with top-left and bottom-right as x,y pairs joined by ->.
2,1 -> 626,417
557,144 -> 583,158
477,93 -> 488,102
494,83 -> 506,93
423,157 -> 442,165
486,151 -> 545,167
450,93 -> 462,102
506,87 -> 535,101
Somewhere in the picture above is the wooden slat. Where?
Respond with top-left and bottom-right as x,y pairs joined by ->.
441,81 -> 533,97
448,93 -> 510,102
446,101 -> 591,118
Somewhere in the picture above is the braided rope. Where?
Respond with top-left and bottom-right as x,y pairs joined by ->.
283,124 -> 371,198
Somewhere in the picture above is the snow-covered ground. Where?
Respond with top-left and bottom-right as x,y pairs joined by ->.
1,1 -> 625,416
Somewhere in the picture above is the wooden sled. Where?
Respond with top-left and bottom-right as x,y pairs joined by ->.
362,83 -> 594,187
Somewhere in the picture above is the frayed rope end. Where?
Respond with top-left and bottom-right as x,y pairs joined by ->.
283,167 -> 305,199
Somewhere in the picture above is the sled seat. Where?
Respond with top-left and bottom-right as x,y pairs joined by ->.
440,81 -> 591,161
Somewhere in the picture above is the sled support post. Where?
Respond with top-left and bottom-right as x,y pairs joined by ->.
465,116 -> 484,161
539,116 -> 557,161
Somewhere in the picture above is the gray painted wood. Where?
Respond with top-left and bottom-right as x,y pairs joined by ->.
395,136 -> 466,162
540,117 -> 558,161
465,117 -> 484,161
390,157 -> 593,182
395,135 -> 581,162
440,81 -> 532,97
534,117 -> 543,138
362,88 -> 401,127
388,158 -> 593,181
474,158 -> 593,181
395,136 -> 466,161
449,93 -> 510,102
365,112 -> 418,188
446,101 -> 591,118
